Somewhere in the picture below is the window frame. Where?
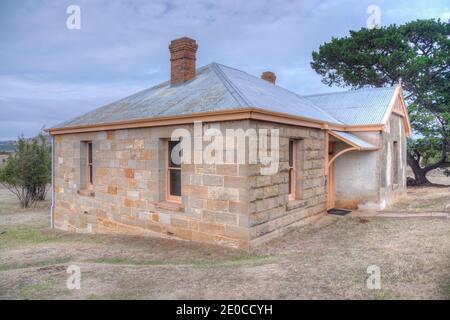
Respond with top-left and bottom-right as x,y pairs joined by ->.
392,141 -> 398,188
165,140 -> 182,203
288,139 -> 296,201
87,141 -> 93,187
80,140 -> 94,191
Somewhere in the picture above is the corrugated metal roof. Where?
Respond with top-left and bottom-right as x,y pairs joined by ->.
53,63 -> 341,129
303,87 -> 396,125
331,130 -> 377,150
216,64 -> 341,123
53,62 -> 396,130
55,64 -> 240,128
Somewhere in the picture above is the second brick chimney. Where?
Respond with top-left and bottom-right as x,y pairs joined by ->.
261,71 -> 276,84
169,37 -> 198,85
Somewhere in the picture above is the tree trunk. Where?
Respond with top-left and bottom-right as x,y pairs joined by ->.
407,153 -> 431,185
407,138 -> 449,186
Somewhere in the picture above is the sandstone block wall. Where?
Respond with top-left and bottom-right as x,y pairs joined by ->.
246,121 -> 327,247
53,119 -> 327,249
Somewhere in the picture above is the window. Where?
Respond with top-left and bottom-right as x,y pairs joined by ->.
288,140 -> 296,200
392,141 -> 398,186
80,141 -> 93,191
87,142 -> 93,185
166,140 -> 181,202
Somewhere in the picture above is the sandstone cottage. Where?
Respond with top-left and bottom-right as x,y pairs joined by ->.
48,37 -> 411,249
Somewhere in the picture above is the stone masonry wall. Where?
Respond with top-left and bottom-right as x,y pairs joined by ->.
245,121 -> 327,247
53,119 -> 328,250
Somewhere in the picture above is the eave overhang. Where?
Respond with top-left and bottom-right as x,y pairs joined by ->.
47,107 -> 385,136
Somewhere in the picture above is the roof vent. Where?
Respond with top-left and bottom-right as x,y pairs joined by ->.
169,37 -> 198,85
261,71 -> 276,84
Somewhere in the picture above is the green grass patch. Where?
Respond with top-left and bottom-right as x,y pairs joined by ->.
90,254 -> 276,268
0,257 -> 73,272
91,257 -> 170,266
191,255 -> 276,268
439,280 -> 450,299
375,289 -> 394,300
18,281 -> 58,300
0,225 -> 57,248
87,291 -> 145,300
0,224 -> 99,249
17,277 -> 71,300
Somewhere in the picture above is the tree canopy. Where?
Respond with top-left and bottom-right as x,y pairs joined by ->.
311,19 -> 449,185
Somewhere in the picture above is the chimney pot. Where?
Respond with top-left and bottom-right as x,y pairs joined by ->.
169,37 -> 198,85
261,71 -> 276,84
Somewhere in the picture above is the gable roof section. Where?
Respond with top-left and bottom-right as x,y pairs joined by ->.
302,87 -> 397,126
382,85 -> 412,136
304,85 -> 411,137
52,63 -> 341,130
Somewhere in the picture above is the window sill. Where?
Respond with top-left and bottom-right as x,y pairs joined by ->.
156,200 -> 185,213
77,189 -> 95,197
286,199 -> 307,211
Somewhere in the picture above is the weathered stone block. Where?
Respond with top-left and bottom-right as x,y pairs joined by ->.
124,168 -> 134,179
206,199 -> 229,212
224,176 -> 247,188
256,175 -> 271,187
202,174 -> 223,186
107,185 -> 118,195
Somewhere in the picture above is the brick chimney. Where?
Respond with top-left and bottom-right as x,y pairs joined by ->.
261,71 -> 276,84
169,37 -> 198,85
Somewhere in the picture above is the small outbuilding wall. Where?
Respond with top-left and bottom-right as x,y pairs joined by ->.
378,114 -> 407,208
334,145 -> 379,209
332,114 -> 407,210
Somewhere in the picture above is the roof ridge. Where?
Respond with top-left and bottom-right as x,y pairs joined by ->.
210,63 -> 251,107
213,62 -> 342,124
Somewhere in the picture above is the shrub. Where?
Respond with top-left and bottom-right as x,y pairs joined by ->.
0,133 -> 51,208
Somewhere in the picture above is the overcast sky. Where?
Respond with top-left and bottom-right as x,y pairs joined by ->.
0,0 -> 448,140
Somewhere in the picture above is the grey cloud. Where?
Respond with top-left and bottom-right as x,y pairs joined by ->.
0,0 -> 448,140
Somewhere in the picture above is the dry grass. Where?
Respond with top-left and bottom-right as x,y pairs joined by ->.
426,169 -> 450,186
384,187 -> 450,213
0,187 -> 449,300
0,184 -> 50,215
406,167 -> 450,186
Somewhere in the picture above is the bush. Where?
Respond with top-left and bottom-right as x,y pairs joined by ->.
0,133 -> 51,208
